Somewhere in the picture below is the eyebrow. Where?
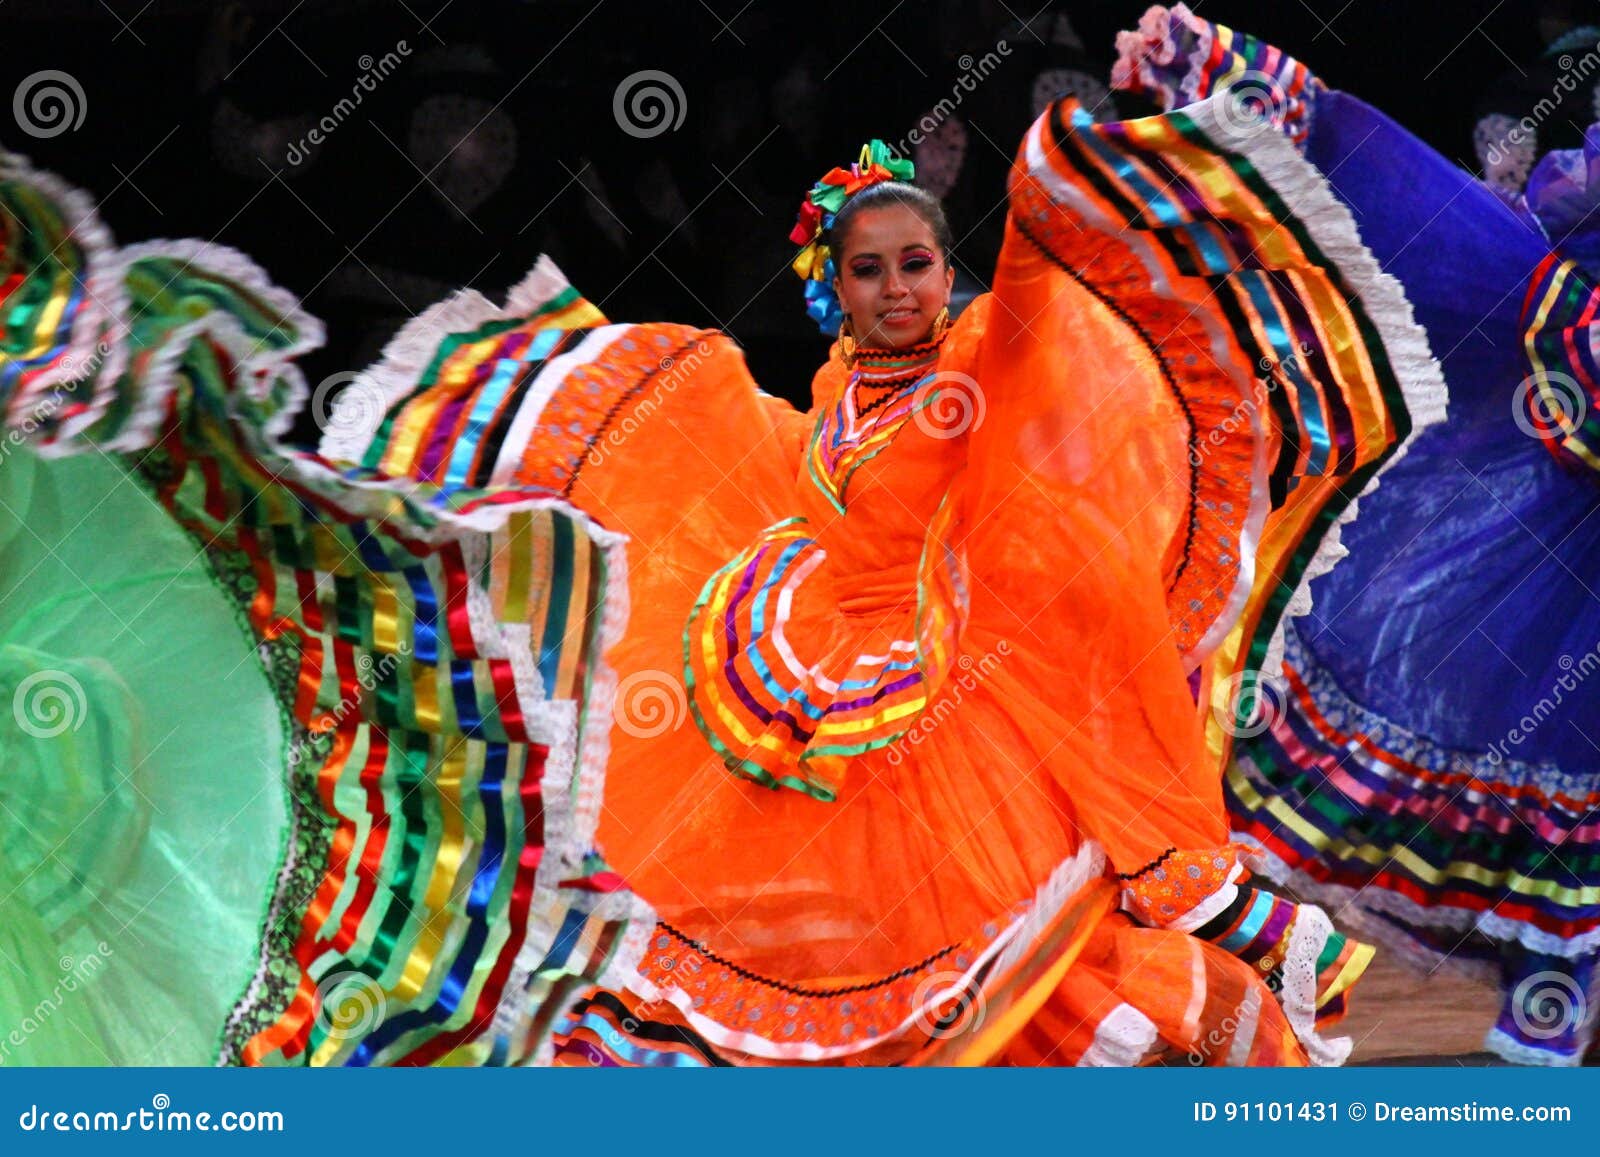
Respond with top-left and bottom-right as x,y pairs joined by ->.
848,246 -> 936,260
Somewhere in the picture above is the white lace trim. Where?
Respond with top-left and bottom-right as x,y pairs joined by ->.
0,152 -> 132,447
1139,859 -> 1247,934
1239,839 -> 1600,963
1484,1025 -> 1593,1067
989,843 -> 1108,976
317,253 -> 580,465
1475,113 -> 1537,196
94,238 -> 325,456
1020,92 -> 1447,682
1076,1001 -> 1162,1067
1276,900 -> 1353,1066
523,891 -> 657,1067
1113,5 -> 1217,121
1226,984 -> 1264,1065
317,286 -> 497,464
1107,13 -> 1452,677
573,527 -> 629,852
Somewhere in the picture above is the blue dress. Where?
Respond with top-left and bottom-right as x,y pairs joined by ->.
1117,4 -> 1600,1065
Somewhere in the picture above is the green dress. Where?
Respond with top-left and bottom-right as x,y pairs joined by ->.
0,151 -> 646,1065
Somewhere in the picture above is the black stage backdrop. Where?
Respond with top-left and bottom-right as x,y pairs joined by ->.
2,0 -> 1548,425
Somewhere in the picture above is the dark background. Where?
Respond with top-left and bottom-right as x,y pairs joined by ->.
1,0 -> 1556,417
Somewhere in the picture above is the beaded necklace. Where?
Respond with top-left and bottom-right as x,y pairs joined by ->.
848,334 -> 946,416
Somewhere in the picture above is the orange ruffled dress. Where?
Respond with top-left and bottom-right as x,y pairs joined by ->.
327,93 -> 1443,1065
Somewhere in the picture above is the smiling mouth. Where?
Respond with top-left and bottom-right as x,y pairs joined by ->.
880,310 -> 918,323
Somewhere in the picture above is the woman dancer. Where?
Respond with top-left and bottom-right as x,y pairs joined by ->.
355,116 -> 1427,1064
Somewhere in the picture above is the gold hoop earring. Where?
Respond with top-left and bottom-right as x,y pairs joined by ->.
930,305 -> 950,341
839,316 -> 858,369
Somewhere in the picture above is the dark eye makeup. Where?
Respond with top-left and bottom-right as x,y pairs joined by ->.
849,251 -> 936,278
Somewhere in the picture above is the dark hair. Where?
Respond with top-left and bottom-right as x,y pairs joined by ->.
823,181 -> 954,264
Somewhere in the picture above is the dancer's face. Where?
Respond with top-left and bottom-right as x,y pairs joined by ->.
833,205 -> 954,349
